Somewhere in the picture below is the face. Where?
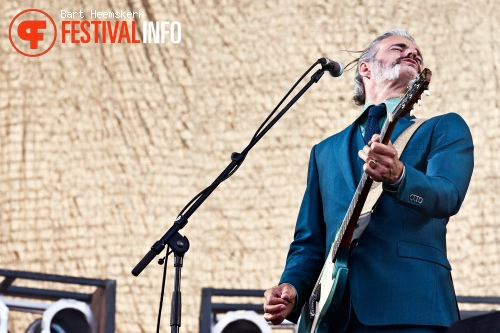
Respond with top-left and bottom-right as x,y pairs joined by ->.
370,35 -> 424,84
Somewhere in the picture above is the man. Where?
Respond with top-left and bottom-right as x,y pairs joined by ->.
263,29 -> 474,332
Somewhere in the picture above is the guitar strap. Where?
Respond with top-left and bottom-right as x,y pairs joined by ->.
352,118 -> 428,241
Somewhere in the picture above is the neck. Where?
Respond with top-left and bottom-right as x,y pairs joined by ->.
365,80 -> 408,105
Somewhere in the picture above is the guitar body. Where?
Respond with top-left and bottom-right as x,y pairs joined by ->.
297,248 -> 349,333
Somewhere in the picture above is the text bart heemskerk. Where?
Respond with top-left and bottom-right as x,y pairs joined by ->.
61,9 -> 181,44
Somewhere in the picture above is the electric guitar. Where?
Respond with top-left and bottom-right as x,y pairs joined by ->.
297,68 -> 432,333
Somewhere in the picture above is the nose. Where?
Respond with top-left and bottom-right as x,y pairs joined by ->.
404,47 -> 418,59
402,46 -> 422,68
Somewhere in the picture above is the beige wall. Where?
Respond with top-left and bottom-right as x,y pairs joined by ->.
1,0 -> 499,332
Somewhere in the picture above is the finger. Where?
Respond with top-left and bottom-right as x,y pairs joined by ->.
264,311 -> 286,326
263,304 -> 287,325
264,286 -> 282,301
367,152 -> 390,168
367,133 -> 381,146
280,284 -> 297,303
359,145 -> 371,161
270,316 -> 286,325
363,161 -> 386,182
266,298 -> 288,307
363,162 -> 376,175
373,146 -> 396,161
264,287 -> 289,314
264,303 -> 286,315
370,139 -> 398,158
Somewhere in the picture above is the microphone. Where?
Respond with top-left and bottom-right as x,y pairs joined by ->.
319,57 -> 344,77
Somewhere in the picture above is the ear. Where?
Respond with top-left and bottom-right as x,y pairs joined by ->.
358,61 -> 371,79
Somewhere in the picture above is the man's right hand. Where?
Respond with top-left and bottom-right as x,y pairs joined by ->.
263,283 -> 297,325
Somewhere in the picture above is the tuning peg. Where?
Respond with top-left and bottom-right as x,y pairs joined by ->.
417,99 -> 421,106
424,90 -> 430,96
410,108 -> 415,117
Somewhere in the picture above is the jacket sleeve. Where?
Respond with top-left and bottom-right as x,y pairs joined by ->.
384,112 -> 474,218
278,145 -> 327,323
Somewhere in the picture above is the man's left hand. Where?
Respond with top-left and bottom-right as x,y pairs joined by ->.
358,134 -> 404,184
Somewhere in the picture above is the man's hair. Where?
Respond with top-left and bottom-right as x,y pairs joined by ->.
353,29 -> 416,106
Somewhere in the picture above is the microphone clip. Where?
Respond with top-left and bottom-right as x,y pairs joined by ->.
319,57 -> 344,77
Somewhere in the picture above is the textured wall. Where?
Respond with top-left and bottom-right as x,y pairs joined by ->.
1,0 -> 499,332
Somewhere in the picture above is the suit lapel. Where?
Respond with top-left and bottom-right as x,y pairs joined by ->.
333,124 -> 361,194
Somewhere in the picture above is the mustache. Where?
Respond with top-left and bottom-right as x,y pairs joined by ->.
395,56 -> 421,72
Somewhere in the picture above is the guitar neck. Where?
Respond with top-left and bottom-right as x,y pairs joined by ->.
332,167 -> 373,253
330,113 -> 400,255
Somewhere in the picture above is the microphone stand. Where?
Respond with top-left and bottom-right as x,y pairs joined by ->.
132,61 -> 332,333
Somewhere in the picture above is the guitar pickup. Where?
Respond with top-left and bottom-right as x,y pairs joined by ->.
314,283 -> 321,302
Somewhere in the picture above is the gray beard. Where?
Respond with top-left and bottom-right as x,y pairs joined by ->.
372,59 -> 419,91
372,59 -> 401,84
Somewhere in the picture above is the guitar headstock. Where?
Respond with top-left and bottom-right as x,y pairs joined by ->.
390,68 -> 432,121
410,68 -> 432,116
411,88 -> 431,116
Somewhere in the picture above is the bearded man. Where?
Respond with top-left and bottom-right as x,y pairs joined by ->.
263,29 -> 474,333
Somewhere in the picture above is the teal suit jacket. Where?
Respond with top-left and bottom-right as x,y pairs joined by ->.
279,112 -> 474,328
